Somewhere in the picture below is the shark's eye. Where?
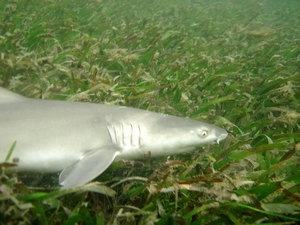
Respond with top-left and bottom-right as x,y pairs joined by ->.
200,130 -> 208,137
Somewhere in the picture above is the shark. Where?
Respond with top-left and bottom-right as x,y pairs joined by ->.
0,87 -> 228,189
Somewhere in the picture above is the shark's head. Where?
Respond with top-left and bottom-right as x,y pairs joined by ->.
139,114 -> 228,156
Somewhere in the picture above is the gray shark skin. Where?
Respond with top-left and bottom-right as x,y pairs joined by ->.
0,87 -> 228,189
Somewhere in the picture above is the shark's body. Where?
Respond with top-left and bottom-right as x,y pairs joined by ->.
0,87 -> 227,189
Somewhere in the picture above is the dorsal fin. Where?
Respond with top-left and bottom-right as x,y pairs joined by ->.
0,87 -> 27,103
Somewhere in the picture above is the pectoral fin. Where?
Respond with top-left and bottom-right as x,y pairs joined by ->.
59,147 -> 119,189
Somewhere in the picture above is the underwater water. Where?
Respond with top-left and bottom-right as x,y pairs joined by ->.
0,0 -> 299,224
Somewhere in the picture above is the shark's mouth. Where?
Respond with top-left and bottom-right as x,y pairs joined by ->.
217,133 -> 228,144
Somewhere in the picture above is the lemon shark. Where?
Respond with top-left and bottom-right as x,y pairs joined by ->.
0,87 -> 228,189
